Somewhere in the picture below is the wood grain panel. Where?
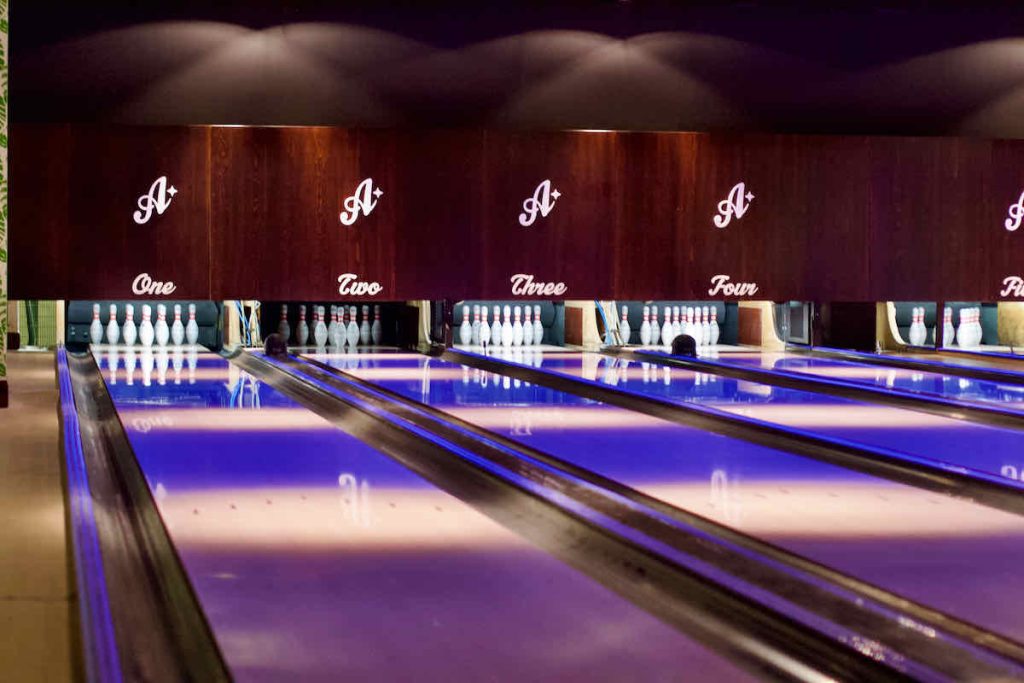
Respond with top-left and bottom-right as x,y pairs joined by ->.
66,126 -> 210,299
9,124 -> 71,299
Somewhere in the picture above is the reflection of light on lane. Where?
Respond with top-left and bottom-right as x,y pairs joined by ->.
339,473 -> 371,527
713,404 -> 959,428
445,406 -> 674,430
152,486 -> 531,550
117,407 -> 335,432
709,469 -> 741,525
794,366 -> 922,381
641,481 -> 1024,537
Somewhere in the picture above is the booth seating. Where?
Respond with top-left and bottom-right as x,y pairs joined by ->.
893,301 -> 997,346
457,301 -> 565,346
67,300 -> 223,350
603,301 -> 739,346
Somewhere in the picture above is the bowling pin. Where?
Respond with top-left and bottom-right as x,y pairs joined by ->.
650,305 -> 660,346
533,304 -> 543,346
459,306 -> 472,346
975,308 -> 983,347
471,305 -> 481,346
672,306 -> 682,339
479,310 -> 491,347
682,307 -> 693,340
331,308 -> 345,348
661,307 -> 674,346
346,306 -> 359,346
512,306 -> 524,346
155,305 -> 170,347
956,308 -> 967,347
619,305 -> 631,345
360,305 -> 371,345
139,305 -> 155,347
640,306 -> 651,346
186,303 -> 200,345
523,306 -> 534,346
709,307 -> 720,346
106,304 -> 120,345
278,304 -> 290,342
942,306 -> 954,348
701,307 -> 711,346
89,304 -> 103,346
371,305 -> 383,345
171,304 -> 185,346
314,306 -> 329,347
502,305 -> 513,347
296,305 -> 309,346
123,304 -> 137,346
491,305 -> 503,347
328,306 -> 339,346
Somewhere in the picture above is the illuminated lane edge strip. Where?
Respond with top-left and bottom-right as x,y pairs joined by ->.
283,351 -> 1024,679
231,350 -> 914,682
604,347 -> 1024,432
64,349 -> 231,683
802,347 -> 1024,386
57,347 -> 122,683
442,348 -> 1024,518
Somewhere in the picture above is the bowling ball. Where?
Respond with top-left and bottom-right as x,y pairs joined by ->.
264,333 -> 288,357
671,334 -> 697,357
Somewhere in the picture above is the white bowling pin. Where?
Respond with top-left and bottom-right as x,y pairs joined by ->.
619,305 -> 631,345
139,305 -> 155,347
106,304 -> 120,345
278,304 -> 290,342
296,305 -> 309,346
649,305 -> 660,346
359,305 -> 371,345
502,305 -> 513,347
123,304 -> 137,346
942,306 -> 953,348
479,311 -> 491,347
331,308 -> 345,348
171,304 -> 185,346
89,304 -> 103,346
533,304 -> 543,346
346,306 -> 359,346
672,306 -> 682,339
371,305 -> 383,345
459,306 -> 472,346
327,306 -> 339,346
523,306 -> 534,346
314,306 -> 329,347
186,303 -> 199,346
491,305 -> 503,347
974,308 -> 983,347
640,306 -> 652,346
661,307 -> 674,346
701,307 -> 711,346
709,307 -> 720,346
956,308 -> 967,347
471,305 -> 481,346
512,306 -> 524,346
154,304 -> 170,347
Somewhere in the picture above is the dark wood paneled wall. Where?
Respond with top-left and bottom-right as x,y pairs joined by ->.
11,124 -> 1024,302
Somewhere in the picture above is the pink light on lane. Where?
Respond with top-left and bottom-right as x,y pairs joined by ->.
713,404 -> 961,428
117,407 -> 336,432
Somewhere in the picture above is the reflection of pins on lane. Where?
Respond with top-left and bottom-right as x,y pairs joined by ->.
172,347 -> 184,385
141,349 -> 154,386
157,348 -> 169,385
338,473 -> 372,527
124,349 -> 137,386
710,469 -> 742,524
187,347 -> 198,384
107,347 -> 119,384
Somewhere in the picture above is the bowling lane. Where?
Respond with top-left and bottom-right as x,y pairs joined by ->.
502,350 -> 1024,485
703,351 -> 1024,412
309,350 -> 1024,641
97,349 -> 750,683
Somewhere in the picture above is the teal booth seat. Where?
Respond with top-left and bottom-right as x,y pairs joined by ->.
893,301 -> 998,346
602,301 -> 739,346
67,300 -> 223,350
457,301 -> 565,346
